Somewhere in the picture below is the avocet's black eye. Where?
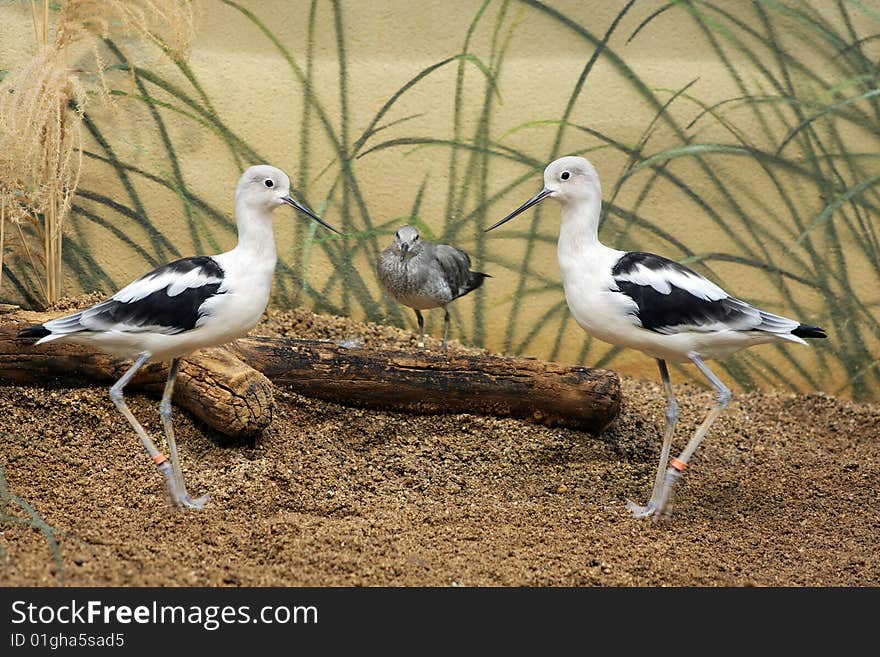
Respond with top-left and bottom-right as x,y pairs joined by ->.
264,179 -> 274,188
560,171 -> 571,181
395,231 -> 401,239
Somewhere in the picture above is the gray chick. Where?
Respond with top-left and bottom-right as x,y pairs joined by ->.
377,225 -> 490,351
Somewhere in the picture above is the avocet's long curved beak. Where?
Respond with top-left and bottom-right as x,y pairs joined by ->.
485,188 -> 553,232
283,195 -> 341,234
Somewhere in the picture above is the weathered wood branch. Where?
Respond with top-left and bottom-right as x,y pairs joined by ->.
1,306 -> 620,437
0,306 -> 273,438
229,337 -> 620,434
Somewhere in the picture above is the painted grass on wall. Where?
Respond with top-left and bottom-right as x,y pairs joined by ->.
1,1 -> 877,399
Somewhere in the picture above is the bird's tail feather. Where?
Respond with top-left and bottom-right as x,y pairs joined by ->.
19,310 -> 89,345
757,309 -> 826,344
791,323 -> 827,340
775,332 -> 808,346
18,325 -> 51,340
459,271 -> 490,297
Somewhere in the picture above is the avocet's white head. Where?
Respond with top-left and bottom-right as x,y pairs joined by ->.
235,164 -> 339,233
485,156 -> 601,232
540,156 -> 601,204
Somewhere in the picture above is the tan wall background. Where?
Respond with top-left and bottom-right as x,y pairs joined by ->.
1,1 -> 878,398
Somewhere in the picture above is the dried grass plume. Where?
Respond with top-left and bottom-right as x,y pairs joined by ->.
0,0 -> 194,305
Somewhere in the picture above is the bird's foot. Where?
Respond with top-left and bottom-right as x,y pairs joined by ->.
651,478 -> 677,522
440,340 -> 448,352
626,468 -> 682,521
417,340 -> 425,351
157,460 -> 209,510
649,468 -> 681,522
625,498 -> 656,518
170,490 -> 210,510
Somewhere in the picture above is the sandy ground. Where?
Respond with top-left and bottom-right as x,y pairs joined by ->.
0,302 -> 878,587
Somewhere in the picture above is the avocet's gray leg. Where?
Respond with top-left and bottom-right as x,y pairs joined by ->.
110,353 -> 199,509
441,307 -> 451,352
110,353 -> 161,461
653,354 -> 731,521
159,358 -> 209,510
627,359 -> 678,518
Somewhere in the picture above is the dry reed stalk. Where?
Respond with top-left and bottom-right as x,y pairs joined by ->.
0,0 -> 194,306
0,44 -> 85,305
57,0 -> 195,60
0,198 -> 5,290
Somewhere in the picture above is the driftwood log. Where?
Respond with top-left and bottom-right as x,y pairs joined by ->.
0,306 -> 620,437
230,338 -> 620,434
0,305 -> 274,438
